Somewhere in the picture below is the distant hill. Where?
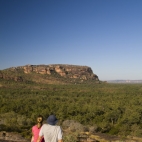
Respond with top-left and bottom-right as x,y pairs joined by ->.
0,64 -> 100,84
107,80 -> 142,83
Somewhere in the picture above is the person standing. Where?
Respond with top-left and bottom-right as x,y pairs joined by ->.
37,115 -> 63,142
31,115 -> 44,142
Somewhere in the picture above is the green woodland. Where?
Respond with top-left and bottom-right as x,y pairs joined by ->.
1,79 -> 142,139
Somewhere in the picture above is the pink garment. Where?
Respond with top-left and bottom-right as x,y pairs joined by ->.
32,125 -> 44,142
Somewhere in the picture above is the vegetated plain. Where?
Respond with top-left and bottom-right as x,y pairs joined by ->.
1,79 -> 142,140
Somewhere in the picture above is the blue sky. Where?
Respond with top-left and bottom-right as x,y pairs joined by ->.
0,0 -> 142,80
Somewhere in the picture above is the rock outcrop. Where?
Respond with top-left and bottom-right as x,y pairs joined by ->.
15,64 -> 99,81
0,64 -> 99,83
0,70 -> 23,82
0,131 -> 28,142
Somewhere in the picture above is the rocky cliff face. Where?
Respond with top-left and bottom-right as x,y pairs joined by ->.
22,64 -> 99,80
0,64 -> 99,83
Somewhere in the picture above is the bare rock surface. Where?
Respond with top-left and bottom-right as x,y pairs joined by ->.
19,64 -> 99,80
0,131 -> 142,142
0,131 -> 28,142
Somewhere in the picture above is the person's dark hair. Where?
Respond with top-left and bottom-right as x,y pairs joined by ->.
37,115 -> 43,123
37,115 -> 43,119
36,115 -> 44,128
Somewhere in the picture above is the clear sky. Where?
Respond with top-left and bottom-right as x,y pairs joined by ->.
0,0 -> 142,80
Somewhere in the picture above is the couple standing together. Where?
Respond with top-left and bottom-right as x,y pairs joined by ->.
31,115 -> 63,142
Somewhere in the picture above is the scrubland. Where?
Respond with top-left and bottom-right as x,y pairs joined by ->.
1,79 -> 142,141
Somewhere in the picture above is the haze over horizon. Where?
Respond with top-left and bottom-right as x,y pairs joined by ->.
1,0 -> 142,80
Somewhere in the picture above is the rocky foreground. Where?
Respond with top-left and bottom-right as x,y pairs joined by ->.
0,131 -> 28,142
1,131 -> 142,142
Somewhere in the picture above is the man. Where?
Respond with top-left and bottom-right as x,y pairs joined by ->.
37,115 -> 63,142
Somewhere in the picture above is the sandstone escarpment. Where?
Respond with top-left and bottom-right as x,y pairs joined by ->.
0,71 -> 23,82
19,64 -> 99,81
0,64 -> 99,83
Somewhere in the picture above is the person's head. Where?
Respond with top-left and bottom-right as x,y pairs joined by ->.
47,115 -> 58,125
37,115 -> 43,124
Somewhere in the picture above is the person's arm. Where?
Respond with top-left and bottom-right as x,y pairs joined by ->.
37,125 -> 44,142
31,127 -> 34,142
31,135 -> 34,142
37,136 -> 42,142
58,126 -> 63,142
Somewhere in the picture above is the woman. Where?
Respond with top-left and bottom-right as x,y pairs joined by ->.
31,115 -> 44,142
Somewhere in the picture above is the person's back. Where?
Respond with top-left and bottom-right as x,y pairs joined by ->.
39,124 -> 62,142
31,115 -> 44,142
37,115 -> 63,142
32,125 -> 44,142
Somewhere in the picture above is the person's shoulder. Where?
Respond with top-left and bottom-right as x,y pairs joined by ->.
42,123 -> 48,126
32,125 -> 37,130
42,124 -> 48,128
56,125 -> 62,129
32,125 -> 37,128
